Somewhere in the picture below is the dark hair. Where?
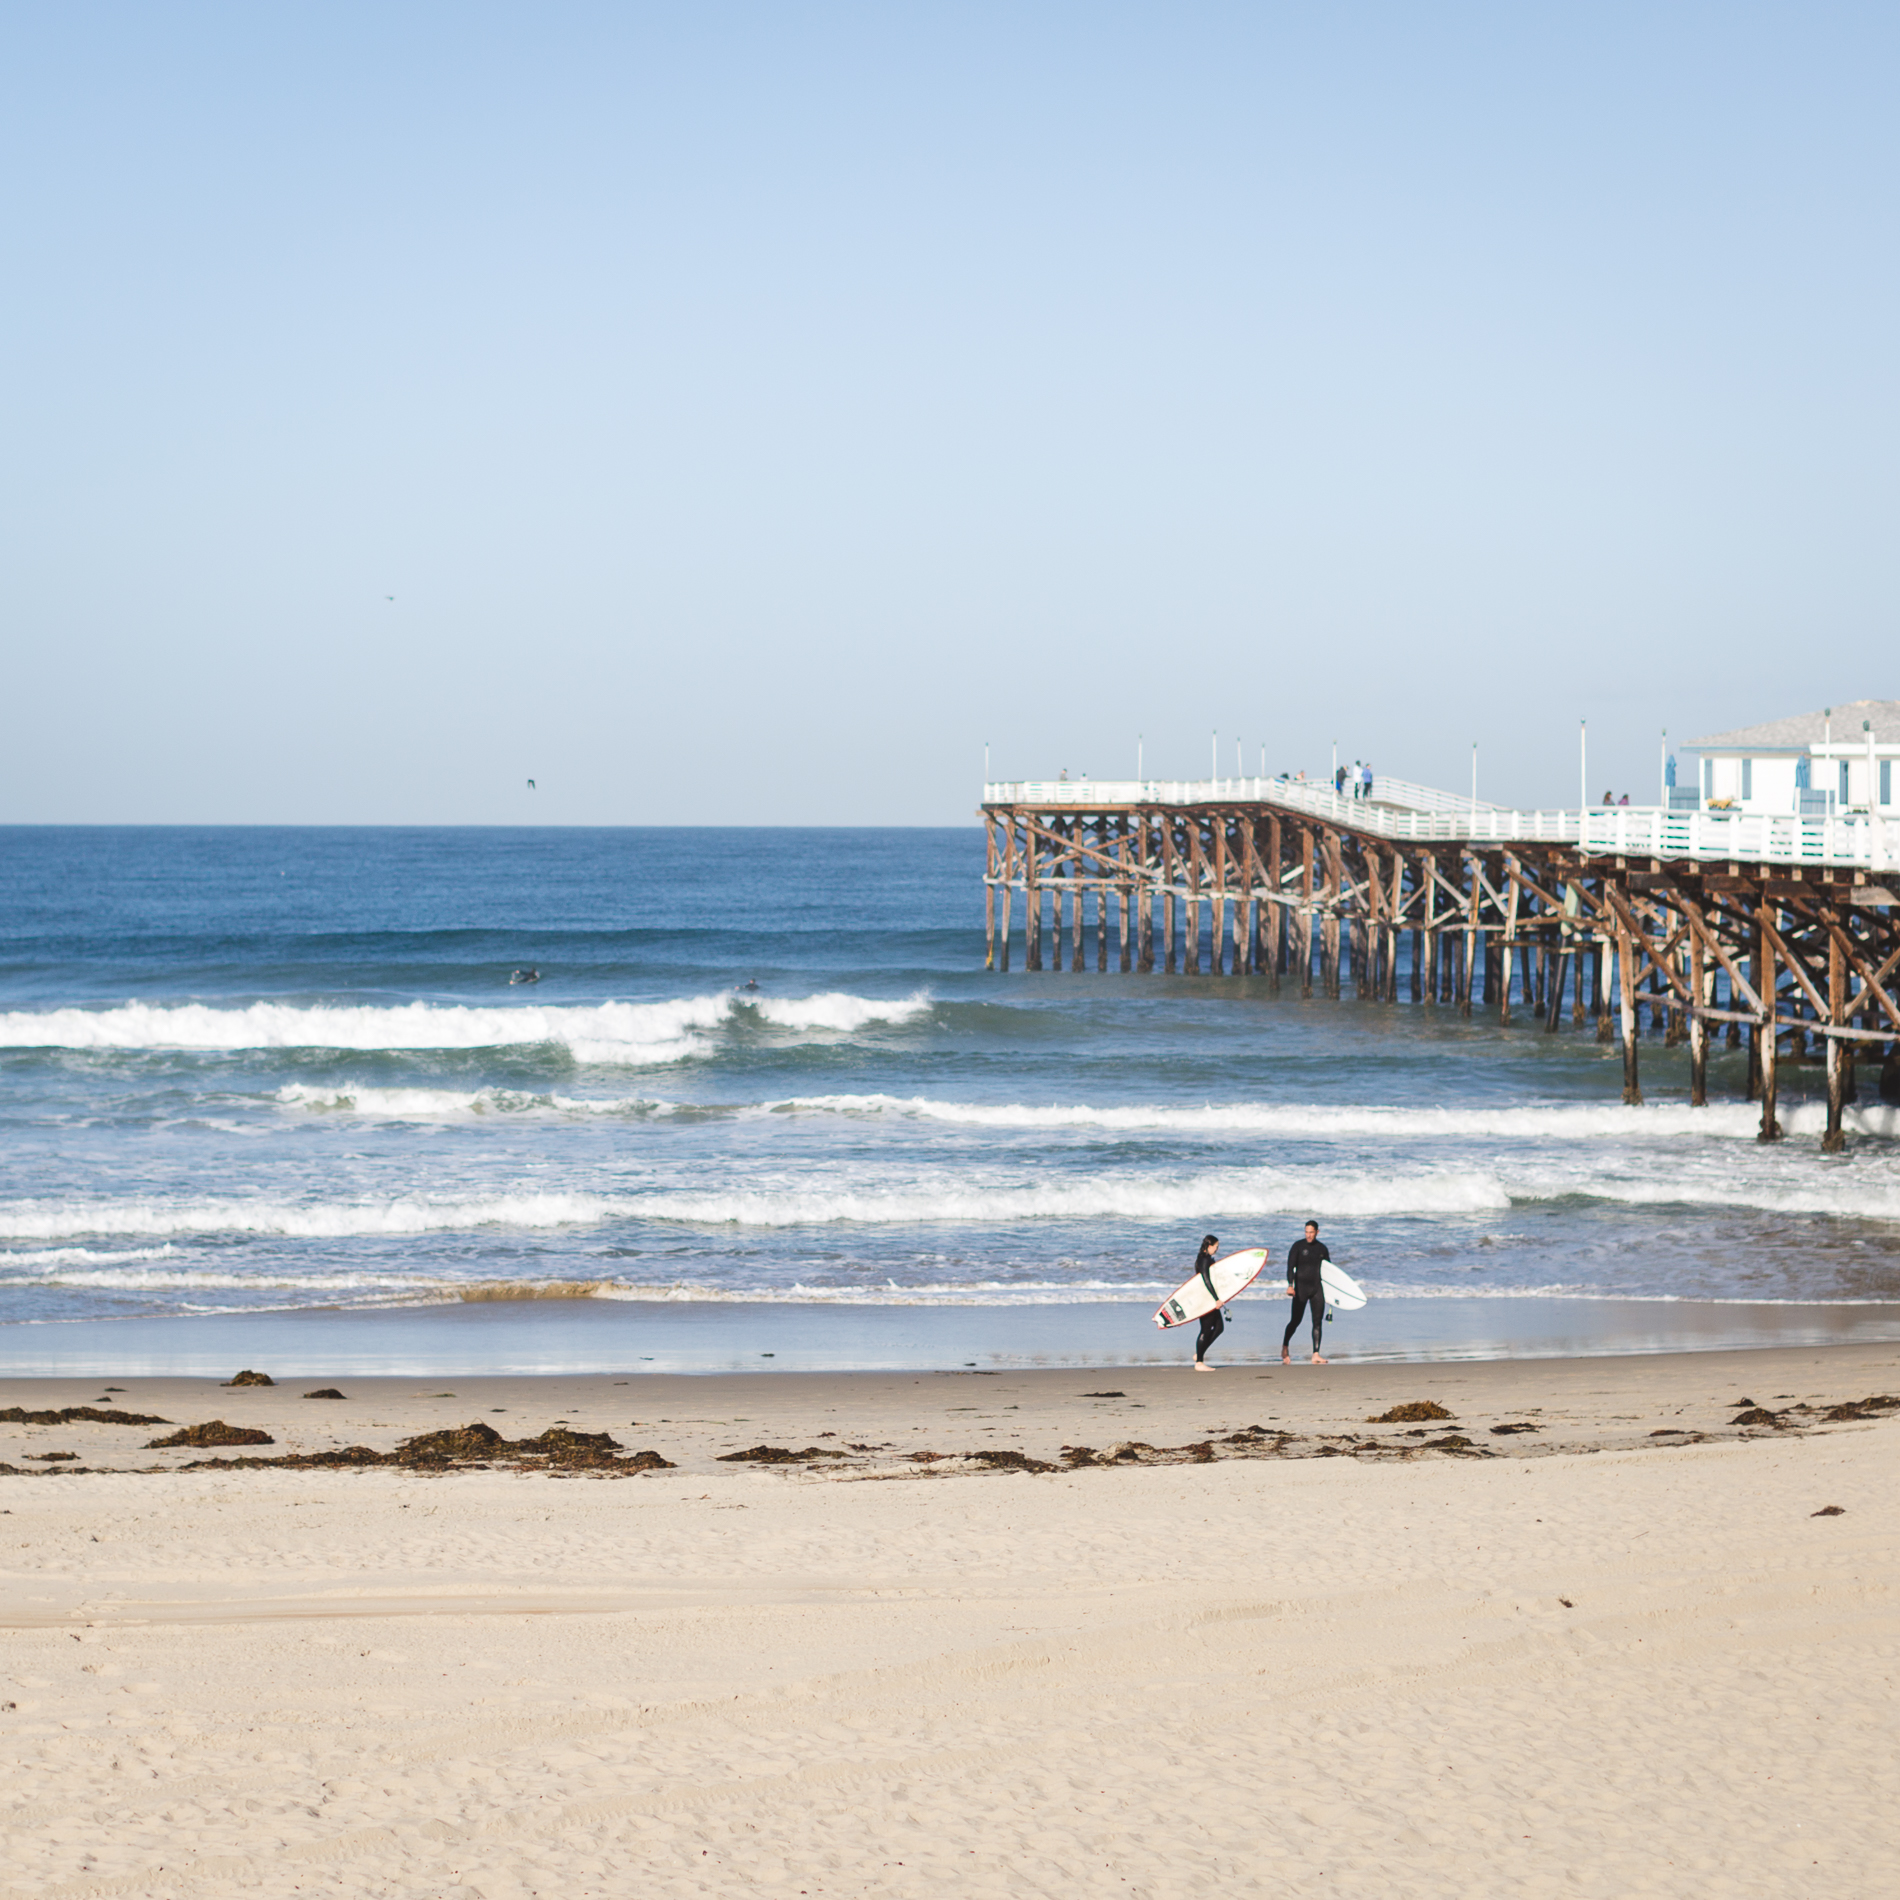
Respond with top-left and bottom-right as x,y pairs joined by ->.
1199,1233 -> 1219,1254
1304,1219 -> 1320,1231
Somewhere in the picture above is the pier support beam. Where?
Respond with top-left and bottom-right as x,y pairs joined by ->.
1025,831 -> 1041,973
1617,925 -> 1643,1104
1688,935 -> 1709,1106
1299,830 -> 1315,997
1823,931 -> 1848,1153
1757,915 -> 1782,1141
1545,942 -> 1569,1033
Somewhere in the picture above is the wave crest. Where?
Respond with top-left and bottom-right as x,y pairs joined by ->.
0,989 -> 933,1063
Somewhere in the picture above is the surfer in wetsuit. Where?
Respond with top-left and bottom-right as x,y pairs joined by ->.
1192,1233 -> 1225,1371
1283,1220 -> 1330,1365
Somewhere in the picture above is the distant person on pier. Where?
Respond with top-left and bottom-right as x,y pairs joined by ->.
1283,1221 -> 1331,1365
1335,765 -> 1348,795
1361,761 -> 1374,799
1603,792 -> 1615,805
1619,793 -> 1630,806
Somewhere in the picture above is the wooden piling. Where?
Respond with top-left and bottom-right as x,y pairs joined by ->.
1384,851 -> 1402,1002
1070,828 -> 1084,973
1823,930 -> 1847,1153
1265,817 -> 1284,989
1545,943 -> 1569,1032
1210,821 -> 1227,977
1137,818 -> 1154,972
1320,833 -> 1342,998
1185,825 -> 1203,974
1461,855 -> 1479,1018
1162,824 -> 1177,973
1499,859 -> 1519,1025
1025,828 -> 1042,972
1299,830 -> 1315,997
1118,825 -> 1133,973
1757,912 -> 1782,1140
1616,925 -> 1642,1103
1688,934 -> 1709,1106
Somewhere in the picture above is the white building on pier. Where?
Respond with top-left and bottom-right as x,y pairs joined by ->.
1685,699 -> 1900,817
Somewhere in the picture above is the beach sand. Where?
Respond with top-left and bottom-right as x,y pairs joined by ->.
3,1342 -> 1897,1897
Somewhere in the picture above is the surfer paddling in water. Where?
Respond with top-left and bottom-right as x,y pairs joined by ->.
1283,1220 -> 1330,1365
1192,1233 -> 1225,1372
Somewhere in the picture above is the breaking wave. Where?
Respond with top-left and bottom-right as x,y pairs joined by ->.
0,990 -> 934,1065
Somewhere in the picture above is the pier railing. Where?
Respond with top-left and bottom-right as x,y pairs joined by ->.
981,778 -> 1895,870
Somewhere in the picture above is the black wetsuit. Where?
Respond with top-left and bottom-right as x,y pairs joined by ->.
1283,1238 -> 1331,1355
1193,1251 -> 1224,1361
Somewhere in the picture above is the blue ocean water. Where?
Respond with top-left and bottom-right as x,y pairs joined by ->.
3,827 -> 1899,1363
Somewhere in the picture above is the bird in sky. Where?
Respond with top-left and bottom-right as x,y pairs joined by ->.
527,779 -> 536,790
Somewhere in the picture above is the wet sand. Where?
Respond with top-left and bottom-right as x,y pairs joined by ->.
3,1341 -> 1898,1897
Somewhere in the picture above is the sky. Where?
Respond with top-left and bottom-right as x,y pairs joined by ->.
3,1 -> 1896,824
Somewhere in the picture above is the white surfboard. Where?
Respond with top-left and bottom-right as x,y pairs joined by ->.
1320,1261 -> 1367,1311
1154,1248 -> 1269,1330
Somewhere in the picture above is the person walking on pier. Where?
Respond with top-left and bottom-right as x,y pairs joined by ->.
1191,1233 -> 1226,1372
1283,1221 -> 1330,1365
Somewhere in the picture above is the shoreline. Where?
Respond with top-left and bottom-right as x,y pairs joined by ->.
6,1291 -> 1900,1378
6,1337 -> 1897,1481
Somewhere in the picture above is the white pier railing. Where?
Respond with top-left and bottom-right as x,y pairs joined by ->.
981,778 -> 1898,873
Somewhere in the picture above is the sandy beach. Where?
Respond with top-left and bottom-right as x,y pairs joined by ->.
2,1341 -> 1896,1898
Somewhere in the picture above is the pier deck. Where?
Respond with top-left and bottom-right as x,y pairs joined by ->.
979,777 -> 1900,1152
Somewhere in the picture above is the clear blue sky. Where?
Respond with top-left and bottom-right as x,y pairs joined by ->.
4,2 -> 1895,823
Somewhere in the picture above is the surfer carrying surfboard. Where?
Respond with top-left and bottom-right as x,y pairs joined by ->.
1283,1221 -> 1331,1365
1191,1234 -> 1225,1371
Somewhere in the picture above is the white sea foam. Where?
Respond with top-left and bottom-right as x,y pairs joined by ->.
0,1192 -> 622,1242
776,1094 -> 1900,1142
0,989 -> 933,1064
267,1085 -> 1900,1142
10,1143 -> 1900,1242
274,1084 -> 681,1119
0,1266 -> 426,1292
0,1167 -> 1511,1241
0,1245 -> 180,1269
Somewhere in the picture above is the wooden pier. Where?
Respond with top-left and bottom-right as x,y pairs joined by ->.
980,775 -> 1900,1151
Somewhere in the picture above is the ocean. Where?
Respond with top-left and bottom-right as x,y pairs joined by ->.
4,825 -> 1899,1373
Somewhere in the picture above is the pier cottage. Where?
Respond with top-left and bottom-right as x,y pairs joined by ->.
1685,699 -> 1900,817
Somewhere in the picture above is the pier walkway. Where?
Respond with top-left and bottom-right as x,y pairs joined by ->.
986,776 -> 1896,870
978,776 -> 1900,1153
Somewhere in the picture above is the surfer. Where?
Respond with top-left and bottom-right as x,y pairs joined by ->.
509,968 -> 540,985
1282,1220 -> 1330,1365
1192,1233 -> 1224,1371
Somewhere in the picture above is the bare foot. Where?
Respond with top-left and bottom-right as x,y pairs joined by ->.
1280,1352 -> 1291,1365
1311,1353 -> 1328,1365
1192,1361 -> 1217,1372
